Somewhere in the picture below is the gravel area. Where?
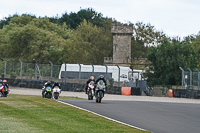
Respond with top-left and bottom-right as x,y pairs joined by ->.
9,86 -> 200,104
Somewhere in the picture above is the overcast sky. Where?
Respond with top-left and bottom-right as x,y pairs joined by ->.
1,0 -> 200,39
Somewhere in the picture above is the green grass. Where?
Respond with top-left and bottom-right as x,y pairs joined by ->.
0,94 -> 149,133
59,96 -> 86,100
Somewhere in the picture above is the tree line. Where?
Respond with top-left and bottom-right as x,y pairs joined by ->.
0,8 -> 200,87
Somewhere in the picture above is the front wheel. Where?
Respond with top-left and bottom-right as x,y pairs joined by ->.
88,91 -> 92,100
54,93 -> 59,99
96,91 -> 102,103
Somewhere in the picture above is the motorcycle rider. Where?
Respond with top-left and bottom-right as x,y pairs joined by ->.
95,75 -> 107,88
85,76 -> 95,94
42,81 -> 52,97
2,80 -> 9,89
52,81 -> 61,90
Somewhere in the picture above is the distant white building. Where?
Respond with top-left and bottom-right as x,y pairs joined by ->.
59,64 -> 143,82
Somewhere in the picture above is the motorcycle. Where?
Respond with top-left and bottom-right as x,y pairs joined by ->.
0,84 -> 9,97
52,86 -> 61,100
42,86 -> 52,99
3,85 -> 9,97
0,84 -> 4,97
87,81 -> 95,100
95,80 -> 106,103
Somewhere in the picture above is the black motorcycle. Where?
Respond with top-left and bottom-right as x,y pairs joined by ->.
42,86 -> 52,99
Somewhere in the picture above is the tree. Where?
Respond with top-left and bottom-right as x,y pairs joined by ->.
131,22 -> 166,59
59,8 -> 104,29
146,39 -> 197,87
191,34 -> 200,67
63,20 -> 112,64
0,14 -> 70,64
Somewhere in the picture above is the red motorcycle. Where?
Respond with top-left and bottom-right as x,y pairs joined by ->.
0,84 -> 9,97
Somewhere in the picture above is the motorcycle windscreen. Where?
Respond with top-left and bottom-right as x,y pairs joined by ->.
98,80 -> 105,89
46,87 -> 52,91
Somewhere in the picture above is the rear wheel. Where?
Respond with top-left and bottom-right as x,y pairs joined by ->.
3,92 -> 7,97
0,92 -> 2,97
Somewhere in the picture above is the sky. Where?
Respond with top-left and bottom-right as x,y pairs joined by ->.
1,0 -> 200,39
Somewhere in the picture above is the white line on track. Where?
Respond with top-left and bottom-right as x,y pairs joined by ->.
57,100 -> 148,132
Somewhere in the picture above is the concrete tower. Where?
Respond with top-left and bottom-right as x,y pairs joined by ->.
111,24 -> 133,66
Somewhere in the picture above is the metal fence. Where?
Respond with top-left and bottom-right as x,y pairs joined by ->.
0,59 -> 127,88
0,59 -> 123,94
179,67 -> 200,90
0,59 -> 61,81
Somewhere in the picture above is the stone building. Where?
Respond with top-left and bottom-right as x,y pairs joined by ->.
104,23 -> 133,67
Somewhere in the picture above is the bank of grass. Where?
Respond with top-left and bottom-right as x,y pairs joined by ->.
59,96 -> 86,100
0,94 -> 149,133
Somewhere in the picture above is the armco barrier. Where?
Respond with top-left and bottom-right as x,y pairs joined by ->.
131,87 -> 141,95
172,89 -> 200,99
121,87 -> 141,96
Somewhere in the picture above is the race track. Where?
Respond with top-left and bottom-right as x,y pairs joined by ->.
60,99 -> 200,133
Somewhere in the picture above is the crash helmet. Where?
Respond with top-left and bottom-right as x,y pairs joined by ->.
0,79 -> 2,83
44,81 -> 48,85
54,81 -> 59,85
90,76 -> 94,81
47,81 -> 51,85
99,75 -> 104,79
3,80 -> 7,83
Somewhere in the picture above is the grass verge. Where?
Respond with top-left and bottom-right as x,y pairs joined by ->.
0,94 -> 149,133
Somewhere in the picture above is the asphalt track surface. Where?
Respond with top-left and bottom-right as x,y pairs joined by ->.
60,99 -> 200,133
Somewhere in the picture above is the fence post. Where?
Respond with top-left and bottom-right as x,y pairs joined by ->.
188,68 -> 192,89
104,64 -> 108,80
19,59 -> 23,79
195,68 -> 199,90
179,67 -> 185,89
49,60 -> 53,82
62,62 -> 67,89
33,59 -> 38,80
117,65 -> 120,88
2,58 -> 6,79
90,63 -> 94,75
77,62 -> 81,84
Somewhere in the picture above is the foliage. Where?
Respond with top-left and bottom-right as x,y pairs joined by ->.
191,34 -> 200,67
64,20 -> 112,64
10,72 -> 17,79
0,15 -> 70,64
146,38 -> 197,86
59,8 -> 104,29
131,22 -> 166,59
109,78 -> 114,87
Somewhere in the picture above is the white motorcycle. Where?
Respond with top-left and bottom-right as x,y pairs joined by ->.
87,81 -> 95,100
52,86 -> 61,100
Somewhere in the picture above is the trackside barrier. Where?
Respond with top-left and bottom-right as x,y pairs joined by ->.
121,87 -> 131,95
121,87 -> 141,95
168,89 -> 173,97
172,89 -> 200,99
